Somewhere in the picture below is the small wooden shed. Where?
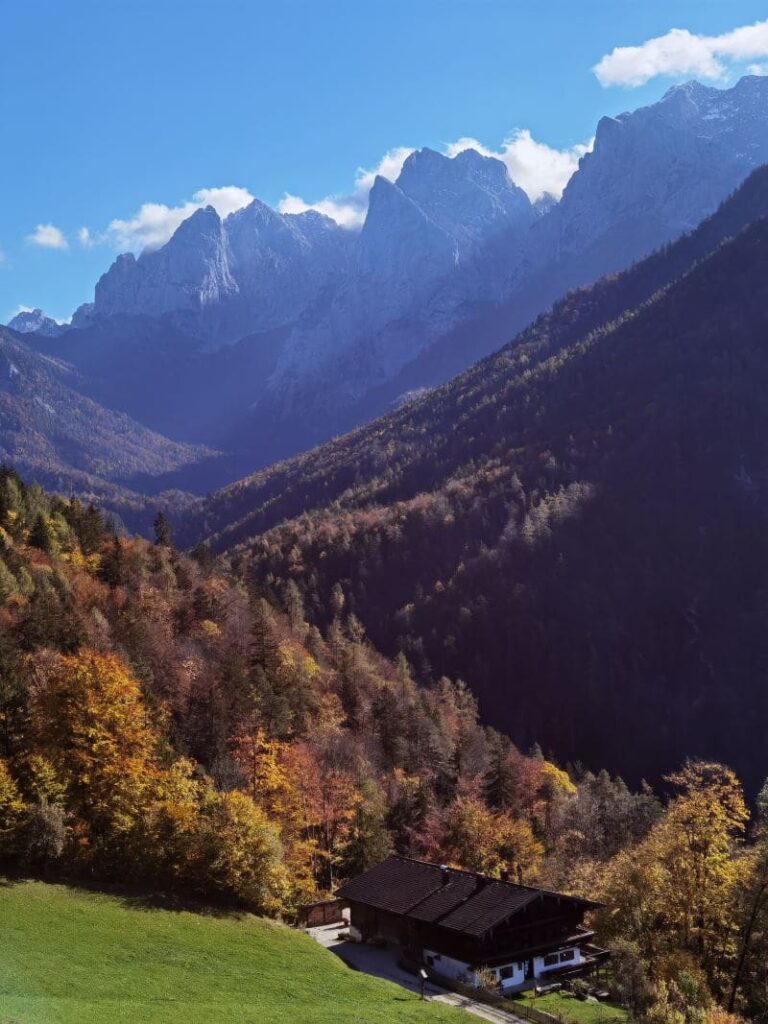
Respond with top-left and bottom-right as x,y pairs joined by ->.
298,898 -> 348,928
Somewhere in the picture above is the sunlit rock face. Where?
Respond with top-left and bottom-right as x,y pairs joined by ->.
58,76 -> 768,462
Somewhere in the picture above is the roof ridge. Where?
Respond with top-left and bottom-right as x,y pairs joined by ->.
387,854 -> 591,904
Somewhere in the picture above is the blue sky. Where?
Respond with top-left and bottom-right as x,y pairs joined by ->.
2,0 -> 767,322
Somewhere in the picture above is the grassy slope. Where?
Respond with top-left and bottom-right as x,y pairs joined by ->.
515,990 -> 628,1024
0,880 -> 463,1024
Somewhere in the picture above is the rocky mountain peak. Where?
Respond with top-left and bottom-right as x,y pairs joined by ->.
69,75 -> 768,442
171,204 -> 222,239
394,146 -> 533,245
6,308 -> 65,337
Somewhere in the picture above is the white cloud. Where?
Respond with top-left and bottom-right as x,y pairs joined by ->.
94,131 -> 588,252
279,192 -> 367,229
278,135 -> 589,222
107,185 -> 254,251
278,146 -> 414,229
747,62 -> 768,76
354,146 -> 415,194
594,19 -> 768,88
26,223 -> 69,250
194,186 -> 255,219
445,131 -> 593,201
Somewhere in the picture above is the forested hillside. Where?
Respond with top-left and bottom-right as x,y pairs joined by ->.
3,471 -> 768,1017
188,167 -> 768,791
0,467 -> 639,909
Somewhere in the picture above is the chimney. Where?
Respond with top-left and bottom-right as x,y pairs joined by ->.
439,864 -> 450,885
499,868 -> 510,883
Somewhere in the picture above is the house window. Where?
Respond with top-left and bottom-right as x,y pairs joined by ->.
560,950 -> 575,963
426,956 -> 435,966
543,953 -> 560,967
499,965 -> 518,980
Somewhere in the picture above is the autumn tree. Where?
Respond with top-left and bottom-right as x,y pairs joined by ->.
29,650 -> 161,864
725,776 -> 768,1015
197,789 -> 286,913
597,761 -> 748,1001
440,789 -> 542,880
0,757 -> 25,856
0,644 -> 27,758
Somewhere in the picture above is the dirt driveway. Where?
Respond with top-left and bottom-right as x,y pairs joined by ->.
306,923 -> 525,1024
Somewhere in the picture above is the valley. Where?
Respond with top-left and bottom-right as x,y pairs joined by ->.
9,77 -> 768,511
186,164 -> 768,791
4,35 -> 768,1021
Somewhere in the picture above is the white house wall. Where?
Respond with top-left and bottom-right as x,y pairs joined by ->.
424,949 -> 477,986
425,945 -> 583,991
496,962 -> 526,990
534,946 -> 583,977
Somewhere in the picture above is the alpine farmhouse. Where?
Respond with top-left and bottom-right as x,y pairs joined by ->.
336,856 -> 609,994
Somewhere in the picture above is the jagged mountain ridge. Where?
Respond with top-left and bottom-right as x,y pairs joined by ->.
266,75 -> 768,417
88,202 -> 354,347
15,76 -> 768,492
186,162 -> 768,545
25,144 -> 541,473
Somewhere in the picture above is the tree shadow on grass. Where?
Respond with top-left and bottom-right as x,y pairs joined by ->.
0,867 -> 31,888
1,868 -> 249,919
114,889 -> 247,919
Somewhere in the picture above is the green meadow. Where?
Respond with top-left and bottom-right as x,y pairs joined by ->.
0,880 -> 464,1024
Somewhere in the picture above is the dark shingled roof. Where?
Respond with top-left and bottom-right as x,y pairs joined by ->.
336,856 -> 599,938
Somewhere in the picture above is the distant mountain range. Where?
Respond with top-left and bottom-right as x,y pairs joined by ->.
12,76 -> 768,496
187,162 -> 768,791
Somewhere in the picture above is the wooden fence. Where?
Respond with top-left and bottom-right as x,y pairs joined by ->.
512,1004 -> 562,1024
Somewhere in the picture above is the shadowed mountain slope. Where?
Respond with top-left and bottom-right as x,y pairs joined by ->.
188,166 -> 768,789
0,327 -> 214,529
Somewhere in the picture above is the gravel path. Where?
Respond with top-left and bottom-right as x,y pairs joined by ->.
306,924 -> 526,1024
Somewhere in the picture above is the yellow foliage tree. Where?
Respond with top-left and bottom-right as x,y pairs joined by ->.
443,792 -> 543,880
200,789 -> 287,914
136,758 -> 206,886
29,650 -> 160,860
597,762 -> 748,997
0,757 -> 25,854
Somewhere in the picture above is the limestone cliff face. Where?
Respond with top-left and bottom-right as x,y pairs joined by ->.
38,75 -> 768,466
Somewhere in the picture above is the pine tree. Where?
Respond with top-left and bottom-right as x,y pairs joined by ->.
80,504 -> 106,554
341,776 -> 391,876
28,514 -> 57,556
250,598 -> 280,675
192,541 -> 213,571
153,511 -> 172,547
99,536 -> 125,587
0,559 -> 18,603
